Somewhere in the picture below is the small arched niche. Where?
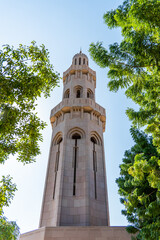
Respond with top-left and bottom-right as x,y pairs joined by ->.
87,88 -> 94,99
53,132 -> 63,145
90,136 -> 97,144
90,131 -> 102,145
64,89 -> 70,98
72,133 -> 81,139
67,127 -> 85,139
74,85 -> 83,98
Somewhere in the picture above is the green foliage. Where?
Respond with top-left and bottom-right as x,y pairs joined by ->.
0,42 -> 60,239
89,0 -> 160,239
89,0 -> 160,152
0,216 -> 20,240
0,41 -> 59,164
117,128 -> 160,239
0,176 -> 17,216
0,177 -> 19,239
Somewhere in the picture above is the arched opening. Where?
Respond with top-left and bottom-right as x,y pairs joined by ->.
67,127 -> 85,139
64,89 -> 70,98
74,85 -> 83,98
75,58 -> 77,65
79,58 -> 81,65
83,58 -> 85,65
76,89 -> 80,98
91,136 -> 97,144
87,88 -> 94,99
72,133 -> 81,139
90,131 -> 102,146
90,135 -> 98,199
72,133 -> 81,196
67,128 -> 85,197
53,132 -> 63,199
57,137 -> 63,144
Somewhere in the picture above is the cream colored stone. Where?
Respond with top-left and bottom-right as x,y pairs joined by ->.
20,226 -> 133,240
20,52 -> 131,240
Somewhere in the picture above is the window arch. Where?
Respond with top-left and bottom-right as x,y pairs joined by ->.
90,131 -> 102,145
79,58 -> 81,65
52,132 -> 63,199
67,127 -> 84,196
72,133 -> 81,139
75,58 -> 77,65
91,136 -> 97,144
64,89 -> 70,98
67,127 -> 85,139
87,88 -> 94,99
53,132 -> 63,145
83,58 -> 85,65
74,85 -> 83,98
90,131 -> 102,200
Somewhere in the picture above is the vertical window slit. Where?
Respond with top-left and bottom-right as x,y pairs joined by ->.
72,133 -> 81,196
73,139 -> 77,196
91,137 -> 97,199
93,147 -> 97,199
53,143 -> 60,199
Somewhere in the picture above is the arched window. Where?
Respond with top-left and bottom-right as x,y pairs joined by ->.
72,133 -> 81,139
53,132 -> 63,199
76,90 -> 80,98
67,127 -> 85,139
90,132 -> 102,200
72,132 -> 81,196
87,88 -> 94,99
79,58 -> 81,65
91,136 -> 97,199
74,85 -> 83,98
83,58 -> 85,65
64,89 -> 70,98
90,132 -> 102,146
75,58 -> 77,65
67,127 -> 85,196
91,136 -> 97,144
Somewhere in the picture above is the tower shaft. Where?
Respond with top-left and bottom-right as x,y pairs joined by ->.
39,52 -> 109,227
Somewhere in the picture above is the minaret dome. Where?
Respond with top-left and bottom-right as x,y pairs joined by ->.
72,51 -> 89,66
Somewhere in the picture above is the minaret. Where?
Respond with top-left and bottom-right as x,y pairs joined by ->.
39,52 -> 109,227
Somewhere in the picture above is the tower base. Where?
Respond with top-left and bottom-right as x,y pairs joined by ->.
20,226 -> 132,240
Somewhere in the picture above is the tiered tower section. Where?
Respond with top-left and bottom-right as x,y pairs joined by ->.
39,52 -> 109,227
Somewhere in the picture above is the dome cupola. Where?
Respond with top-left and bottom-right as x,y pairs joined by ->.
72,50 -> 88,66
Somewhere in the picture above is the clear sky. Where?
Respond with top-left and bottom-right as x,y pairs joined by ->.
1,0 -> 136,234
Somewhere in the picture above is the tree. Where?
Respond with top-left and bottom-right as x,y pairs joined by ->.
89,0 -> 160,238
0,176 -> 19,240
116,127 -> 160,239
0,42 -> 60,238
89,0 -> 160,151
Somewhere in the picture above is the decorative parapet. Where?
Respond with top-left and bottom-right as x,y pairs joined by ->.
50,98 -> 106,131
63,65 -> 96,83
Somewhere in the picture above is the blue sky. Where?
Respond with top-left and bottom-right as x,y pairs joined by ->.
1,0 -> 136,234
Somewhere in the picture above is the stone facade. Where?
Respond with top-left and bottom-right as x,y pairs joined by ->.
39,52 -> 109,227
20,52 -> 132,240
20,226 -> 132,240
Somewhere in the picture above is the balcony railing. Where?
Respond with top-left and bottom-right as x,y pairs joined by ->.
50,98 -> 106,117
